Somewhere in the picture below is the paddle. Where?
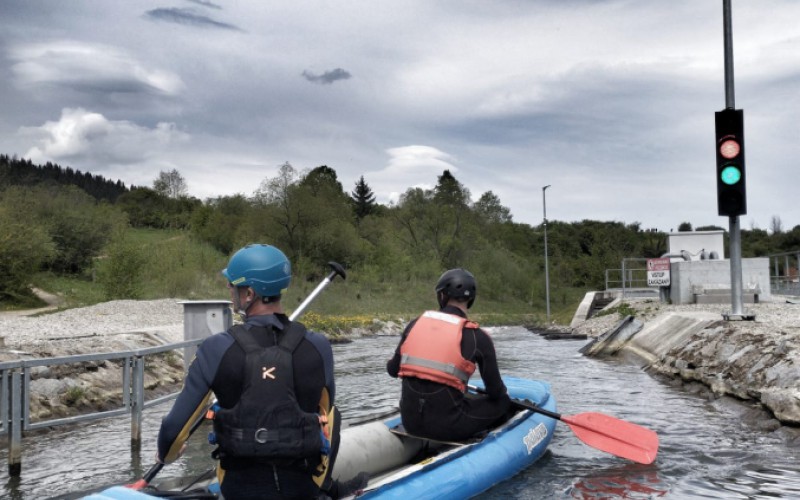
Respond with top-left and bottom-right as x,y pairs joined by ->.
467,384 -> 659,465
128,261 -> 347,490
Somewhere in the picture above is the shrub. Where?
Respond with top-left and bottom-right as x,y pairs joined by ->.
98,233 -> 147,299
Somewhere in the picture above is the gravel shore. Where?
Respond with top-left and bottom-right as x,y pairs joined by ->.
0,299 -> 185,360
1,296 -> 798,359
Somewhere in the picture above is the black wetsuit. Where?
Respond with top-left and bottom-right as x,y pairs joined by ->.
386,305 -> 511,442
157,313 -> 335,499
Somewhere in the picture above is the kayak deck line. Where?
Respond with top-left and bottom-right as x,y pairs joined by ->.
388,423 -> 484,447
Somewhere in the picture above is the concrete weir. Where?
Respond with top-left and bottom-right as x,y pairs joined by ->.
580,307 -> 800,426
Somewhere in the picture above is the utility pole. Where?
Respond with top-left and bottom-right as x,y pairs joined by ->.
719,0 -> 754,321
543,185 -> 551,324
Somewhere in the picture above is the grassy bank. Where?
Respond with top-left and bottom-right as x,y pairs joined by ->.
20,228 -> 585,329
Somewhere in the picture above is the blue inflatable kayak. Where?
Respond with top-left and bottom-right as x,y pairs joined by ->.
83,376 -> 556,499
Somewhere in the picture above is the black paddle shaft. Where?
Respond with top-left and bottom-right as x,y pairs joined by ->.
467,384 -> 562,421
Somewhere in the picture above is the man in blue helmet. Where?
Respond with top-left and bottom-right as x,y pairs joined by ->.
386,268 -> 512,442
156,244 -> 366,499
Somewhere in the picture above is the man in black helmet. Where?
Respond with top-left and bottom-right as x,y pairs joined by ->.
386,268 -> 512,442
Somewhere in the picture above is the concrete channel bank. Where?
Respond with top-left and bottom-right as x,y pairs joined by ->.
569,293 -> 800,426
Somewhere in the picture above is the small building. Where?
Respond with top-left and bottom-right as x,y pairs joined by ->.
664,231 -> 770,304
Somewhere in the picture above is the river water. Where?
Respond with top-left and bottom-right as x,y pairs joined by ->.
4,326 -> 800,499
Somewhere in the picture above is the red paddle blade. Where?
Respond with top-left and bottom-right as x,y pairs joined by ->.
126,479 -> 147,490
562,412 -> 659,464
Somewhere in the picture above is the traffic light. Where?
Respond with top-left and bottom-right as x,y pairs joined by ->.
714,108 -> 746,217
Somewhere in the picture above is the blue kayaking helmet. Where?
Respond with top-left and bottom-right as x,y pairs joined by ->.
435,268 -> 477,309
222,244 -> 291,299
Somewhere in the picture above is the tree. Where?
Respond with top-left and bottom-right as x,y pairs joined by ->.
253,162 -> 298,205
0,197 -> 56,301
473,191 -> 512,224
677,222 -> 693,232
190,195 -> 252,255
300,165 -> 344,197
434,170 -> 470,207
97,230 -> 147,300
351,176 -> 377,221
770,215 -> 784,235
116,187 -> 170,228
252,162 -> 306,257
153,169 -> 188,199
250,163 -> 359,267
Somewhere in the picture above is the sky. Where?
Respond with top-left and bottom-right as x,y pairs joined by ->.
1,1 -> 799,232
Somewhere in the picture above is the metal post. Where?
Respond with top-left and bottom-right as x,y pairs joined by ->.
542,185 -> 551,324
179,300 -> 233,370
785,255 -> 790,285
727,216 -> 745,317
131,356 -> 145,447
8,370 -> 22,476
721,0 -> 753,320
723,0 -> 735,109
621,259 -> 627,299
796,252 -> 800,293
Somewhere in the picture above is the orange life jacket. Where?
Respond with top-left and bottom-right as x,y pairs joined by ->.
398,310 -> 477,391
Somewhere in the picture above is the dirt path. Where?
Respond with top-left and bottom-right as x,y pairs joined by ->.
0,287 -> 65,317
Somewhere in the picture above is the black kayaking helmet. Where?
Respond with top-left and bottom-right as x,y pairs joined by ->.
435,268 -> 477,309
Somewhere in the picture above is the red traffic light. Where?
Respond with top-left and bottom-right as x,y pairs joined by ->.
714,108 -> 746,217
719,137 -> 741,160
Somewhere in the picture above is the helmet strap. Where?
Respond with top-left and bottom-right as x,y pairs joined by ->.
436,291 -> 448,309
233,287 -> 256,318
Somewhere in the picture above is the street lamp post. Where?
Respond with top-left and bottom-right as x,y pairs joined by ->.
542,185 -> 551,324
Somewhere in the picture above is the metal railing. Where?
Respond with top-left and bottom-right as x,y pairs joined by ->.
605,257 -> 653,297
604,267 -> 649,291
605,251 -> 800,299
0,299 -> 233,477
0,338 -> 202,475
768,250 -> 800,296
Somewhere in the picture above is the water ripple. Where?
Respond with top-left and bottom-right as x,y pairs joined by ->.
4,328 -> 800,499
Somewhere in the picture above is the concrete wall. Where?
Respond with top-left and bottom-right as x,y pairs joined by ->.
669,257 -> 771,304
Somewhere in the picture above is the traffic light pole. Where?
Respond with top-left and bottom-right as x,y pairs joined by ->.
721,0 -> 752,320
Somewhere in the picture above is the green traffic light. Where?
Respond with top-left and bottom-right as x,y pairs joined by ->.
720,165 -> 742,185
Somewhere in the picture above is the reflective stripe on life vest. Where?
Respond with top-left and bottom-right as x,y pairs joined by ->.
398,310 -> 477,391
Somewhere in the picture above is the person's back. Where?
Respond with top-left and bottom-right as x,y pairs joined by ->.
386,269 -> 511,442
210,313 -> 332,498
156,244 -> 366,499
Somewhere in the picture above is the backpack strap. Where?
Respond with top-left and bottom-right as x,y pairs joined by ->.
278,321 -> 307,353
228,321 -> 307,353
227,323 -> 273,352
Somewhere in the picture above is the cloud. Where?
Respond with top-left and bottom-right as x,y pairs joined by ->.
366,145 -> 458,204
145,8 -> 241,31
9,41 -> 184,96
186,0 -> 222,9
22,108 -> 189,168
301,68 -> 352,85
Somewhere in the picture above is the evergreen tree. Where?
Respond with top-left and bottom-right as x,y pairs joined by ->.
351,175 -> 377,220
0,154 -> 128,201
434,169 -> 470,207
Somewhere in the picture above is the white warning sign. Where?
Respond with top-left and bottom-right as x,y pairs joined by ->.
646,258 -> 671,287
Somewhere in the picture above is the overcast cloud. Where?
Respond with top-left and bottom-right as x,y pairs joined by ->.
1,0 -> 799,232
